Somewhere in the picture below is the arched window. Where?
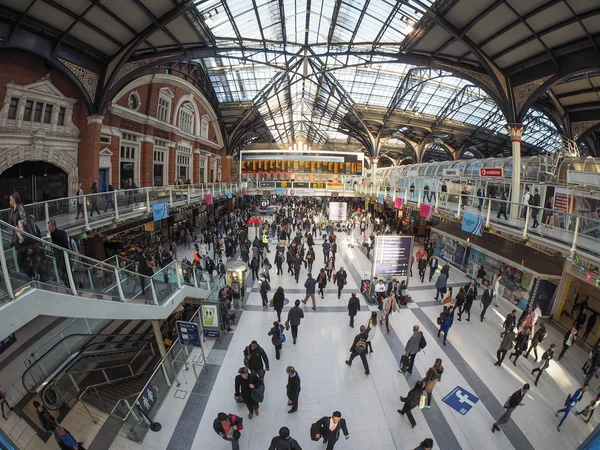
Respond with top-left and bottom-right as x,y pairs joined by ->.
179,102 -> 194,134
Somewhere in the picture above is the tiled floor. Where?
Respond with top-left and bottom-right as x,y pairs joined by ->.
102,227 -> 596,450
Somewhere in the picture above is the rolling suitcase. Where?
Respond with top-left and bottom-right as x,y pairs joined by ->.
400,354 -> 410,372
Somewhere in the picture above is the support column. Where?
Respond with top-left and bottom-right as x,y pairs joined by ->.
371,157 -> 378,187
140,137 -> 154,187
221,155 -> 233,182
152,319 -> 167,357
79,115 -> 104,192
506,123 -> 526,218
193,150 -> 201,184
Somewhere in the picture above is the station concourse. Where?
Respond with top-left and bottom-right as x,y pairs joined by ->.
1,1 -> 600,449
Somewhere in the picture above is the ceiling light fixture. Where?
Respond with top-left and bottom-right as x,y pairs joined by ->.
404,23 -> 414,34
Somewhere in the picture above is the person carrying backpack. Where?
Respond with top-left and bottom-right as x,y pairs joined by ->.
345,325 -> 370,375
268,321 -> 285,360
268,426 -> 302,450
400,325 -> 425,375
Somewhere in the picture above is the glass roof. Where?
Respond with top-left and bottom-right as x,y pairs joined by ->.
195,0 -> 561,153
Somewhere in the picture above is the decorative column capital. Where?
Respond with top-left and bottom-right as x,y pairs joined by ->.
506,123 -> 526,142
86,115 -> 104,125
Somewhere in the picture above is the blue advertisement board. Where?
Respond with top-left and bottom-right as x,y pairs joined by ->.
461,212 -> 484,237
442,386 -> 479,415
152,202 -> 169,221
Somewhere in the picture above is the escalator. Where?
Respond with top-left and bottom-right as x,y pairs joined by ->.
22,322 -> 160,414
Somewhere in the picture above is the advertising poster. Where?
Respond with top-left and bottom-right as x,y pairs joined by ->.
275,187 -> 287,195
372,236 -> 413,281
530,279 -> 559,315
378,194 -> 385,204
205,193 -> 213,205
226,190 -> 232,199
329,202 -> 348,221
461,212 -> 484,237
287,188 -> 315,196
394,198 -> 404,209
420,203 -> 433,220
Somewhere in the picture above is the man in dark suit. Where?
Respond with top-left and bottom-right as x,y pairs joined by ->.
531,188 -> 541,228
480,286 -> 494,322
312,411 -> 350,449
286,366 -> 301,414
428,256 -> 438,282
492,383 -> 529,433
497,191 -> 508,220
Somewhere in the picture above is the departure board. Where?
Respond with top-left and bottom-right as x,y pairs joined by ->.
240,151 -> 363,176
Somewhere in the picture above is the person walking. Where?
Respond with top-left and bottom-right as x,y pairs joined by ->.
243,341 -> 270,379
501,310 -> 517,337
32,400 -> 55,431
345,325 -> 370,375
89,180 -> 101,217
316,268 -> 327,299
269,427 -> 302,450
428,256 -> 438,282
334,267 -> 347,299
259,274 -> 271,308
583,313 -> 597,342
234,367 -> 262,419
325,256 -> 335,281
54,426 -> 85,450
286,366 -> 301,414
382,292 -> 398,333
480,286 -> 493,321
366,311 -> 377,353
437,306 -> 454,345
556,383 -> 588,432
509,326 -> 531,366
306,246 -> 315,273
268,321 -> 285,360
347,292 -> 360,328
213,412 -> 243,450
558,326 -> 578,361
497,191 -> 508,220
492,383 -> 529,433
423,359 -> 444,408
260,278 -> 279,315
286,300 -> 304,345
398,380 -> 424,428
531,344 -> 555,386
250,255 -> 260,281
75,183 -> 84,219
418,256 -> 427,283
434,272 -> 447,301
414,438 -> 434,450
455,287 -> 466,321
400,325 -> 425,375
576,392 -> 600,424
310,411 -> 349,450
302,273 -> 317,310
525,323 -> 547,361
461,281 -> 477,322
493,275 -> 503,306
494,327 -> 516,367
531,188 -> 541,228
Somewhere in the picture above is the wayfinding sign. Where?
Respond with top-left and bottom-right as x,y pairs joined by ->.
138,382 -> 157,414
176,321 -> 202,348
372,236 -> 413,282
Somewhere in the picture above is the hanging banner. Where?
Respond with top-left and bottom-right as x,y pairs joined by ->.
288,188 -> 315,196
378,194 -> 385,204
420,203 -> 433,220
329,202 -> 348,221
394,198 -> 403,209
205,193 -> 213,205
152,202 -> 169,221
461,212 -> 484,237
275,187 -> 287,195
242,187 -> 247,195
226,190 -> 232,199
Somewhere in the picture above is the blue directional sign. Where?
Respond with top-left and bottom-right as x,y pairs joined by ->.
442,386 -> 479,415
139,382 -> 157,414
176,321 -> 202,348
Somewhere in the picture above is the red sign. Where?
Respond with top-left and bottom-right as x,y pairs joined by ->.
394,198 -> 403,209
205,193 -> 213,205
420,203 -> 432,220
479,168 -> 503,177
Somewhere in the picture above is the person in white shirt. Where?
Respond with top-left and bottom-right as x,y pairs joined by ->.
493,275 -> 503,306
374,279 -> 386,303
522,187 -> 531,218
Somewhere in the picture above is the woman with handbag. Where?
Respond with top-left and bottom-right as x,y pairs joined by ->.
234,367 -> 262,419
382,293 -> 398,333
423,359 -> 444,408
317,269 -> 327,299
268,321 -> 285,360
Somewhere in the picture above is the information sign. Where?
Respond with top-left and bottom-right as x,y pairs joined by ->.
176,321 -> 202,348
372,236 -> 413,281
138,382 -> 157,414
328,202 -> 348,221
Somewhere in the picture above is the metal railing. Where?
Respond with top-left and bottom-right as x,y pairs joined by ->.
357,184 -> 600,259
109,275 -> 226,442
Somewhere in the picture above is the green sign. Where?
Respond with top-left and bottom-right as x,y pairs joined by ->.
202,304 -> 218,328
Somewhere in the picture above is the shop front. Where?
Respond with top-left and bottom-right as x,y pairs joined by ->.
429,223 -> 563,315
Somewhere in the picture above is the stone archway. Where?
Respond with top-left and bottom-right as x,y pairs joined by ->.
0,144 -> 78,195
